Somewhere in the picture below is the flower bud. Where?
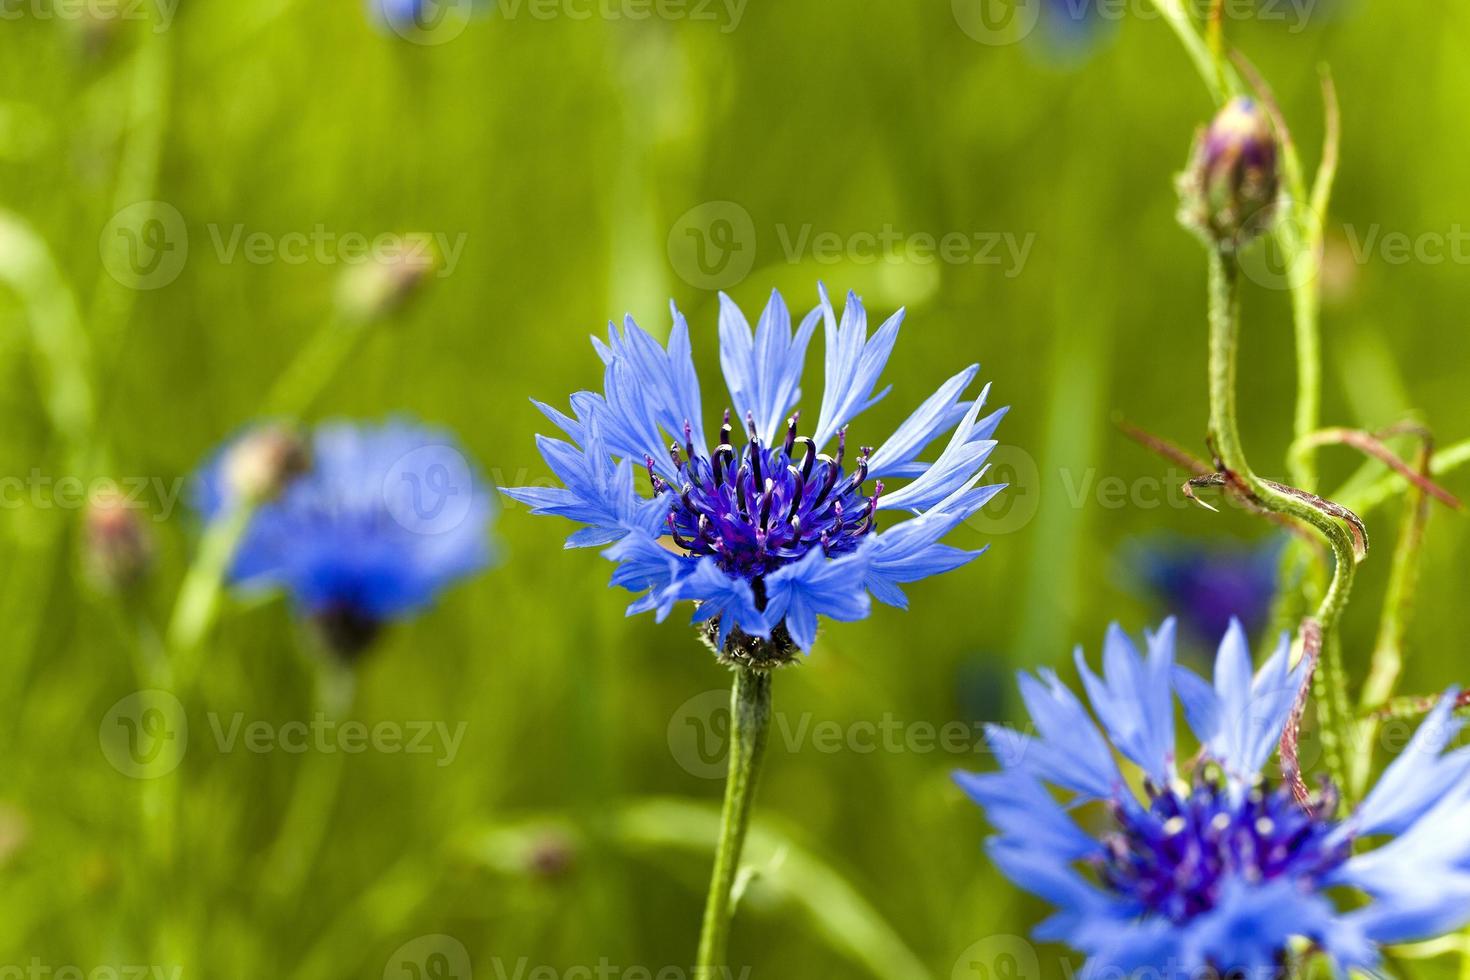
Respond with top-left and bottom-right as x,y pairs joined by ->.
225,424 -> 310,505
83,489 -> 153,590
1179,97 -> 1280,251
335,233 -> 439,322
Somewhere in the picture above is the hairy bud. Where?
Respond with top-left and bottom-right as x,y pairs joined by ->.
1179,97 -> 1280,251
83,489 -> 153,590
225,424 -> 310,504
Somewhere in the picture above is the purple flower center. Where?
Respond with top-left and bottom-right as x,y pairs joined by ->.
648,412 -> 881,582
1098,776 -> 1349,924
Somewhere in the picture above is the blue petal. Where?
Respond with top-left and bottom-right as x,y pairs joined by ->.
601,530 -> 695,621
761,543 -> 873,651
1013,670 -> 1119,799
876,388 -> 998,513
985,841 -> 1121,922
1172,663 -> 1222,748
864,485 -> 1002,607
672,558 -> 767,651
504,418 -> 666,548
811,285 -> 900,448
1348,689 -> 1469,837
1074,621 -> 1175,784
954,769 -> 1102,861
867,364 -> 980,479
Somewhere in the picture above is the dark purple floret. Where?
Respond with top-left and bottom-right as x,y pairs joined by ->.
648,411 -> 882,580
1098,775 -> 1349,925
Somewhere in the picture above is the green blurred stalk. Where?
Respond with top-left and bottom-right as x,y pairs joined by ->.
0,210 -> 95,463
1351,446 -> 1434,796
695,667 -> 772,974
261,313 -> 364,419
1347,439 -> 1470,515
260,655 -> 356,904
1145,0 -> 1235,103
164,500 -> 256,687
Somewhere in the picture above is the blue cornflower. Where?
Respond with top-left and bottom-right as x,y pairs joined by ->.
194,419 -> 494,656
1126,534 -> 1281,645
504,286 -> 1006,661
958,619 -> 1470,977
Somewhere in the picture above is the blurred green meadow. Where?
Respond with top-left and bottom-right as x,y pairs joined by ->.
1,0 -> 1469,977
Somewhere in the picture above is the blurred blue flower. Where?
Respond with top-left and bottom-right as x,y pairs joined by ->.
1040,0 -> 1110,51
367,0 -> 479,36
195,420 -> 494,655
505,285 -> 1007,657
957,619 -> 1470,977
1126,534 -> 1281,645
370,0 -> 430,30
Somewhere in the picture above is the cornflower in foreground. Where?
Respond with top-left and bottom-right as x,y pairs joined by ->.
958,619 -> 1470,977
506,284 -> 1007,970
505,284 -> 1005,663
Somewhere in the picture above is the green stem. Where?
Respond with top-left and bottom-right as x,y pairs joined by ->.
695,667 -> 772,974
1141,0 -> 1237,103
261,314 -> 365,419
1206,252 -> 1357,796
1351,446 -> 1433,795
1288,266 -> 1323,492
165,502 -> 257,689
260,656 -> 356,905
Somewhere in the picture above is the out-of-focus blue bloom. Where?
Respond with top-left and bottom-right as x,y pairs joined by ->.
505,285 -> 1007,656
373,0 -> 425,25
957,619 -> 1470,977
1126,534 -> 1281,645
367,0 -> 479,37
1040,0 -> 1111,52
195,420 -> 494,654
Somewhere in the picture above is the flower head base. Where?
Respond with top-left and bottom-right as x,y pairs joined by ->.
1179,97 -> 1280,252
506,286 -> 1007,659
194,419 -> 494,660
959,619 -> 1470,978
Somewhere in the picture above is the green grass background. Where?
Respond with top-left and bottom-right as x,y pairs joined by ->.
1,1 -> 1468,977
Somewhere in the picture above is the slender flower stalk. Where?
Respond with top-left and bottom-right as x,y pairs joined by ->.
261,657 -> 357,904
1204,250 -> 1357,795
696,667 -> 772,972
